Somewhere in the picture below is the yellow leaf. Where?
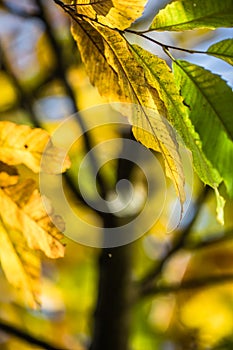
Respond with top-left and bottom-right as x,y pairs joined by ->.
132,110 -> 185,204
0,121 -> 71,173
0,219 -> 40,308
72,0 -> 147,30
0,179 -> 65,259
0,72 -> 18,111
71,21 -> 185,206
214,187 -> 225,225
0,161 -> 19,187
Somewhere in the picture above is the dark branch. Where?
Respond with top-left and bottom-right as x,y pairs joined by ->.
0,320 -> 68,350
185,227 -> 233,251
125,30 -> 209,55
142,273 -> 233,298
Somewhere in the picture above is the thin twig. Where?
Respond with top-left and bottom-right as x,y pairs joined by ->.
125,29 -> 209,56
51,1 -> 210,58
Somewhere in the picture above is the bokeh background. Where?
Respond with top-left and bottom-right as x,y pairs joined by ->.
0,1 -> 233,349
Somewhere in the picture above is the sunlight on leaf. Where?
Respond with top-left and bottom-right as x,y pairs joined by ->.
131,109 -> 185,205
0,161 -> 19,187
0,121 -> 70,173
173,60 -> 233,198
214,188 -> 226,225
71,20 -> 185,207
72,0 -> 147,30
0,177 -> 66,306
0,219 -> 41,308
131,45 -> 222,192
150,0 -> 233,31
0,179 -> 65,259
0,119 -> 69,307
207,39 -> 233,66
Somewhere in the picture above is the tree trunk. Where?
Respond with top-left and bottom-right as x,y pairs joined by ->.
89,224 -> 133,350
89,132 -> 136,350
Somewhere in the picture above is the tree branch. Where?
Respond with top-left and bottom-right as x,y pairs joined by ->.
0,319 -> 68,350
1,1 -> 109,205
51,1 -> 211,59
125,30 -> 209,56
141,273 -> 233,298
36,0 -> 109,199
185,227 -> 233,251
136,186 -> 210,298
89,133 -> 138,350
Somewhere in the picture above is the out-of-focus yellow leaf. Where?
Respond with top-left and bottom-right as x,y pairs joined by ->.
36,33 -> 56,76
0,121 -> 71,173
0,179 -> 65,259
71,21 -> 185,206
72,0 -> 147,30
181,288 -> 233,347
0,121 -> 69,307
0,220 -> 40,308
0,72 -> 18,111
0,161 -> 19,187
177,243 -> 233,346
0,178 -> 65,307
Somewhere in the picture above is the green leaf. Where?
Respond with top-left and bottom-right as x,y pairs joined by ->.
131,45 -> 221,189
207,39 -> 233,66
149,0 -> 233,31
173,60 -> 233,197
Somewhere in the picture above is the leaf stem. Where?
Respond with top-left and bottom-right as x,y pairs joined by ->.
53,1 -> 210,59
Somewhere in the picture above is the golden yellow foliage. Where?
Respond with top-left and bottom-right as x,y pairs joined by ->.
0,178 -> 65,307
0,121 -> 70,173
0,72 -> 18,111
71,20 -> 185,206
0,219 -> 41,308
72,0 -> 147,30
0,121 -> 70,307
0,161 -> 19,187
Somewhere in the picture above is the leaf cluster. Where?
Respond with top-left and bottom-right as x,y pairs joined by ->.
55,0 -> 233,224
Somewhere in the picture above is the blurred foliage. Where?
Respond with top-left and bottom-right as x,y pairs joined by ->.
0,1 -> 233,350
